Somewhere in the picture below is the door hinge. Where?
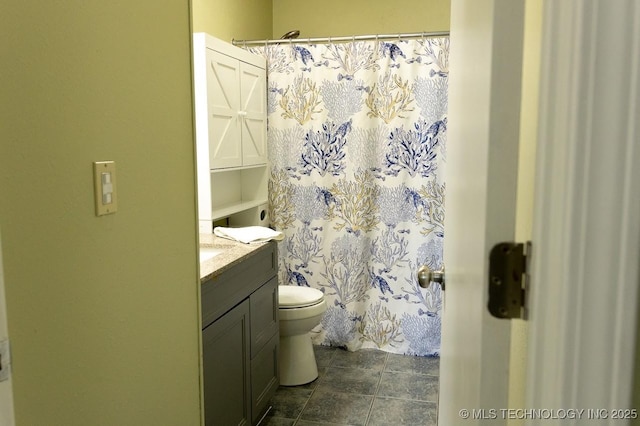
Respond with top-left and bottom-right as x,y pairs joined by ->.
488,241 -> 531,320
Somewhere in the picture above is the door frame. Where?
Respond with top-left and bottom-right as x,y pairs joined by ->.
527,0 -> 640,414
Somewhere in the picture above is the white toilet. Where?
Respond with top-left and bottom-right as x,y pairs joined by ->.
278,285 -> 327,386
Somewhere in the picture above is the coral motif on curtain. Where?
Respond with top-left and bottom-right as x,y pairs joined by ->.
249,37 -> 448,356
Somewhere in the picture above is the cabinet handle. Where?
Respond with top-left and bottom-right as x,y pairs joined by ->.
237,111 -> 247,117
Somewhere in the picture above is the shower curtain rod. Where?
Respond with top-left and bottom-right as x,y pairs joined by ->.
232,30 -> 450,46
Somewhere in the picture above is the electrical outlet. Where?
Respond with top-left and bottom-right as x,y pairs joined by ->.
0,339 -> 10,382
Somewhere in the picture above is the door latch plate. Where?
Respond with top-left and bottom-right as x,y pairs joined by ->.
488,242 -> 530,319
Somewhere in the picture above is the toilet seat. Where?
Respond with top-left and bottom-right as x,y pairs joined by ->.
279,286 -> 324,308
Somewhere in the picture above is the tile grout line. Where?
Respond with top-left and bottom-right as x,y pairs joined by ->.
293,347 -> 336,425
293,389 -> 312,425
363,351 -> 389,426
294,372 -> 323,424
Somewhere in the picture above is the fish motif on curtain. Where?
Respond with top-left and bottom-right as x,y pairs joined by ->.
249,37 -> 448,356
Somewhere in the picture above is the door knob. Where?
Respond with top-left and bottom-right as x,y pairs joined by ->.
417,265 -> 445,290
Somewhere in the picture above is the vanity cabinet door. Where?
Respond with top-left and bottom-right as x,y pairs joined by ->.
249,277 -> 279,423
202,299 -> 251,426
251,334 -> 279,424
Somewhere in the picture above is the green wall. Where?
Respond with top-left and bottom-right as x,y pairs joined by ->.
0,1 -> 202,425
192,0 -> 448,43
192,0 -> 273,42
273,0 -> 450,39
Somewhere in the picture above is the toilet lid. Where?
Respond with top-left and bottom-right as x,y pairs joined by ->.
279,286 -> 324,308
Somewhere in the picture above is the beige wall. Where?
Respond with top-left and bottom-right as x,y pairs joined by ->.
0,2 -> 201,425
273,0 -> 450,39
192,0 -> 273,42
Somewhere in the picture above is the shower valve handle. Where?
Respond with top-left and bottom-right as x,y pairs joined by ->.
417,265 -> 445,290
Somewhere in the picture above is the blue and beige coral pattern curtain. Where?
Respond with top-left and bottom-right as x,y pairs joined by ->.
249,37 -> 448,356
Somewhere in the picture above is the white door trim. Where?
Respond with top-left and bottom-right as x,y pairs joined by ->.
527,0 -> 640,420
439,0 -> 525,424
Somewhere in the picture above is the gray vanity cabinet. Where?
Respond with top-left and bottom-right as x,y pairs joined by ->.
201,242 -> 279,426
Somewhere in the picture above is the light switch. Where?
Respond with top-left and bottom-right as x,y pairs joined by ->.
101,172 -> 113,204
93,161 -> 118,216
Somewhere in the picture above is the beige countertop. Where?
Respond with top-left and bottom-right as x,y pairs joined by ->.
199,233 -> 272,282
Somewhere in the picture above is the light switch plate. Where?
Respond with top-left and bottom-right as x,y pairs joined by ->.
93,161 -> 118,216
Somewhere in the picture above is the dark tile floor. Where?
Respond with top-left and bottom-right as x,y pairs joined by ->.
262,345 -> 439,426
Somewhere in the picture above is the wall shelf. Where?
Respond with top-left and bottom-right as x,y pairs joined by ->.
212,198 -> 269,222
209,166 -> 268,223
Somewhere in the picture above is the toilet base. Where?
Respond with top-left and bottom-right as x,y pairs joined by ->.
279,332 -> 318,386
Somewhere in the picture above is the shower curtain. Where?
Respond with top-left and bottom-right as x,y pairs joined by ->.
249,37 -> 448,356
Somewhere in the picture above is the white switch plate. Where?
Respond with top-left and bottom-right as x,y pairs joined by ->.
0,339 -> 10,382
93,161 -> 118,216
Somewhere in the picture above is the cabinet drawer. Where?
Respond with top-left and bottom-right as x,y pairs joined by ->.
201,242 -> 276,329
250,277 -> 278,357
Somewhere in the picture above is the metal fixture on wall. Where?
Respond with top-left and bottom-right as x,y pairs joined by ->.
280,30 -> 300,39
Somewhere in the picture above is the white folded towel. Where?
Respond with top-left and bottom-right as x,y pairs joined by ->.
214,226 -> 284,244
